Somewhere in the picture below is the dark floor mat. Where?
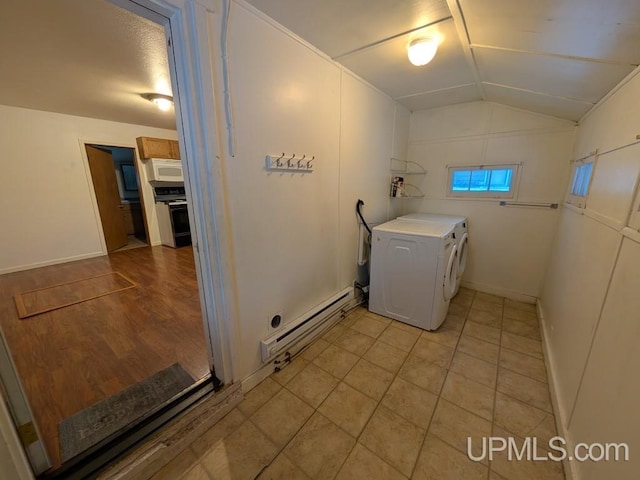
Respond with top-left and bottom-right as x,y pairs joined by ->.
58,363 -> 194,462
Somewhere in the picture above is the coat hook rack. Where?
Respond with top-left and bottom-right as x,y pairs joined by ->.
265,153 -> 314,172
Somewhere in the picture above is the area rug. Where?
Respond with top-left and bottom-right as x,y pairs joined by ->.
58,363 -> 194,462
14,272 -> 136,319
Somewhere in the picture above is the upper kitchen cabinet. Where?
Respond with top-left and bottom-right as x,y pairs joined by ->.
136,136 -> 180,160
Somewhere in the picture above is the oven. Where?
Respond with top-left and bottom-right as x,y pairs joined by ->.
152,184 -> 192,248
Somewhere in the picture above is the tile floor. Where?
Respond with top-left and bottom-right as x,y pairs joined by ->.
151,289 -> 565,480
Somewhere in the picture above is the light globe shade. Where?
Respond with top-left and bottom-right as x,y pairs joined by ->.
153,97 -> 173,111
407,37 -> 438,66
141,93 -> 174,111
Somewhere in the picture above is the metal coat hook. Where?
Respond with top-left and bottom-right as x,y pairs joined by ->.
265,153 -> 315,172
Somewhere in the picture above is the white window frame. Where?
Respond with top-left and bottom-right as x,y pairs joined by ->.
446,163 -> 520,199
566,152 -> 597,209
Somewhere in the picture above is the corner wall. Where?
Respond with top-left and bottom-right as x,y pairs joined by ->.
0,105 -> 178,273
407,102 -> 576,300
540,69 -> 640,479
217,2 -> 409,379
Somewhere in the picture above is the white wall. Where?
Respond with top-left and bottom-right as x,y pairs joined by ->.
407,102 -> 576,300
339,73 -> 410,288
219,2 -> 408,379
0,105 -> 178,274
540,69 -> 640,479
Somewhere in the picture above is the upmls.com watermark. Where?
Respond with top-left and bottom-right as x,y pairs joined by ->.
467,436 -> 630,462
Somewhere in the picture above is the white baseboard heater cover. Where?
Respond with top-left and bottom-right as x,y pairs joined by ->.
260,287 -> 353,362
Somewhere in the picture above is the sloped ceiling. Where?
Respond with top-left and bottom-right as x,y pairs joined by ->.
0,0 -> 175,130
247,0 -> 640,121
0,0 -> 638,126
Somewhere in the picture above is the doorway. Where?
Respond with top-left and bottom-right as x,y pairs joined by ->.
85,145 -> 149,252
0,0 -> 224,476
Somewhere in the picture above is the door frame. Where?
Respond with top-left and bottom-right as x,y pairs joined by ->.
79,141 -> 154,253
0,329 -> 50,476
2,0 -> 239,476
105,0 -> 240,384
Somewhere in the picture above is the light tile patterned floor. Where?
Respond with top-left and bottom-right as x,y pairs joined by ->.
151,289 -> 565,480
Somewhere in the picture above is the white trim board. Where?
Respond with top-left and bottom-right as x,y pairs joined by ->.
459,280 -> 537,304
0,251 -> 104,276
537,299 -> 577,480
0,393 -> 33,480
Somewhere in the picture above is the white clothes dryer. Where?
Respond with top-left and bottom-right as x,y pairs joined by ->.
369,220 -> 458,331
398,213 -> 468,296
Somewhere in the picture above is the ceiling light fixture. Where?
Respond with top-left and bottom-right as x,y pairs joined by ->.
407,37 -> 438,66
142,93 -> 174,111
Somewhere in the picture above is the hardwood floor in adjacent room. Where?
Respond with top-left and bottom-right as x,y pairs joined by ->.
0,246 -> 210,470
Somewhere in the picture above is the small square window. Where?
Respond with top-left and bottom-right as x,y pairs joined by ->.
447,165 -> 518,198
566,157 -> 595,208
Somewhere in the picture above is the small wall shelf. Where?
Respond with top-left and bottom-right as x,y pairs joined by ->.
390,158 -> 425,198
390,183 -> 425,199
390,158 -> 426,175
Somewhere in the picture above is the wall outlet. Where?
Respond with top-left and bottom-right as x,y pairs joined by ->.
268,312 -> 284,334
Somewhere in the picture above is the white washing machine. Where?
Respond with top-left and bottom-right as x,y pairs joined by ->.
369,219 -> 459,331
398,213 -> 468,295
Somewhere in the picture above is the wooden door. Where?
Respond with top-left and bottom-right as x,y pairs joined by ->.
86,146 -> 128,251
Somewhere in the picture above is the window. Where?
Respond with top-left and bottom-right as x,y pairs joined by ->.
447,164 -> 518,198
566,157 -> 595,208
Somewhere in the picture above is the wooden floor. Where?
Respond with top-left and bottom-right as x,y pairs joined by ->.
0,246 -> 210,471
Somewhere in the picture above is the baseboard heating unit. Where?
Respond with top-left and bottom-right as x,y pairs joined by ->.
260,287 -> 354,362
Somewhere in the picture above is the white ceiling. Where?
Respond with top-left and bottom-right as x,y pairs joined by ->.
0,0 -> 638,127
247,0 -> 640,120
0,0 -> 175,130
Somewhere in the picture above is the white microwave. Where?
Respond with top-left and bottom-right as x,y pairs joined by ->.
148,158 -> 184,182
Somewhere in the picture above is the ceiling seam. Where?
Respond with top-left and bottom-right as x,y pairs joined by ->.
394,83 -> 477,100
471,44 -> 639,67
331,16 -> 453,60
482,82 -> 596,105
445,0 -> 486,100
579,63 -> 640,123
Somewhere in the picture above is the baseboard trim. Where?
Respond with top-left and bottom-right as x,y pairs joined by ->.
537,299 -> 575,480
460,280 -> 537,304
0,251 -> 105,275
241,362 -> 277,394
